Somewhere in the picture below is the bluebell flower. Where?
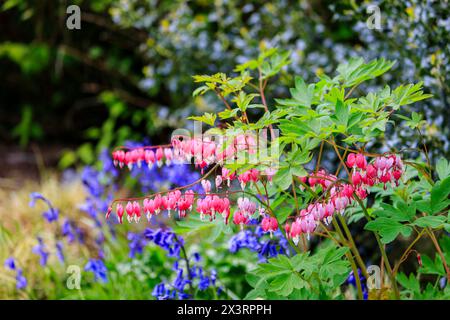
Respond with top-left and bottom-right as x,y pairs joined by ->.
198,275 -> 210,291
347,269 -> 368,300
84,259 -> 107,283
439,277 -> 447,289
61,219 -> 76,243
15,269 -> 27,289
29,192 -> 52,208
99,148 -> 118,178
42,208 -> 59,223
4,257 -> 16,270
81,166 -> 104,198
192,252 -> 201,262
55,241 -> 65,264
210,269 -> 217,286
229,227 -> 291,261
177,292 -> 191,300
152,283 -> 170,300
32,237 -> 49,266
145,228 -> 220,300
144,228 -> 181,259
29,192 -> 59,223
4,257 -> 27,289
95,233 -> 105,246
127,232 -> 147,258
229,230 -> 260,253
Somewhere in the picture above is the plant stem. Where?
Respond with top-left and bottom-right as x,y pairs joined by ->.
258,67 -> 275,141
331,219 -> 363,300
354,195 -> 400,299
336,214 -> 368,279
393,229 -> 426,275
425,228 -> 450,283
174,234 -> 194,297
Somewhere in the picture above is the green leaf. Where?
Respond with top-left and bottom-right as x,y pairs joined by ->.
233,92 -> 259,112
192,85 -> 210,97
420,255 -> 445,276
413,216 -> 447,229
373,201 -> 415,222
272,167 -> 293,191
288,76 -> 315,108
390,82 -> 433,109
218,108 -> 239,120
436,158 -> 450,181
365,217 -> 412,244
337,58 -> 395,88
187,112 -> 217,126
268,273 -> 307,296
430,177 -> 450,214
331,99 -> 349,128
397,272 -> 420,293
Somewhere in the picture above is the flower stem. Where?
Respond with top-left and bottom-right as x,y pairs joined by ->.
354,195 -> 400,299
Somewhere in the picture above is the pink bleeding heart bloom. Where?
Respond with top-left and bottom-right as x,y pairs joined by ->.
392,170 -> 402,182
221,167 -> 235,186
145,150 -> 155,168
233,211 -> 248,229
355,153 -> 367,170
164,148 -> 173,165
124,151 -> 133,170
374,157 -> 387,172
352,171 -> 362,186
116,203 -> 124,224
113,150 -> 125,167
284,223 -> 291,239
300,216 -> 317,240
289,219 -> 303,245
366,164 -> 377,179
342,184 -> 354,199
156,148 -> 164,167
238,172 -> 250,190
166,190 -> 181,217
237,197 -> 256,217
135,148 -> 145,168
355,187 -> 368,200
196,197 -> 212,220
334,196 -> 349,214
261,216 -> 278,236
143,198 -> 152,221
308,176 -> 318,188
106,206 -> 112,220
126,201 -> 134,223
346,153 -> 356,168
201,179 -> 212,194
133,201 -> 141,222
153,195 -> 163,214
177,191 -> 194,218
324,202 -> 335,224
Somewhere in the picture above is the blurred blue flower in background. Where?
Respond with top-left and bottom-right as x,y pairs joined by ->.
15,269 -> 28,289
4,257 -> 27,290
4,257 -> 16,270
347,269 -> 368,300
29,192 -> 59,223
55,241 -> 65,264
127,232 -> 147,258
32,237 -> 49,266
85,259 -> 107,283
